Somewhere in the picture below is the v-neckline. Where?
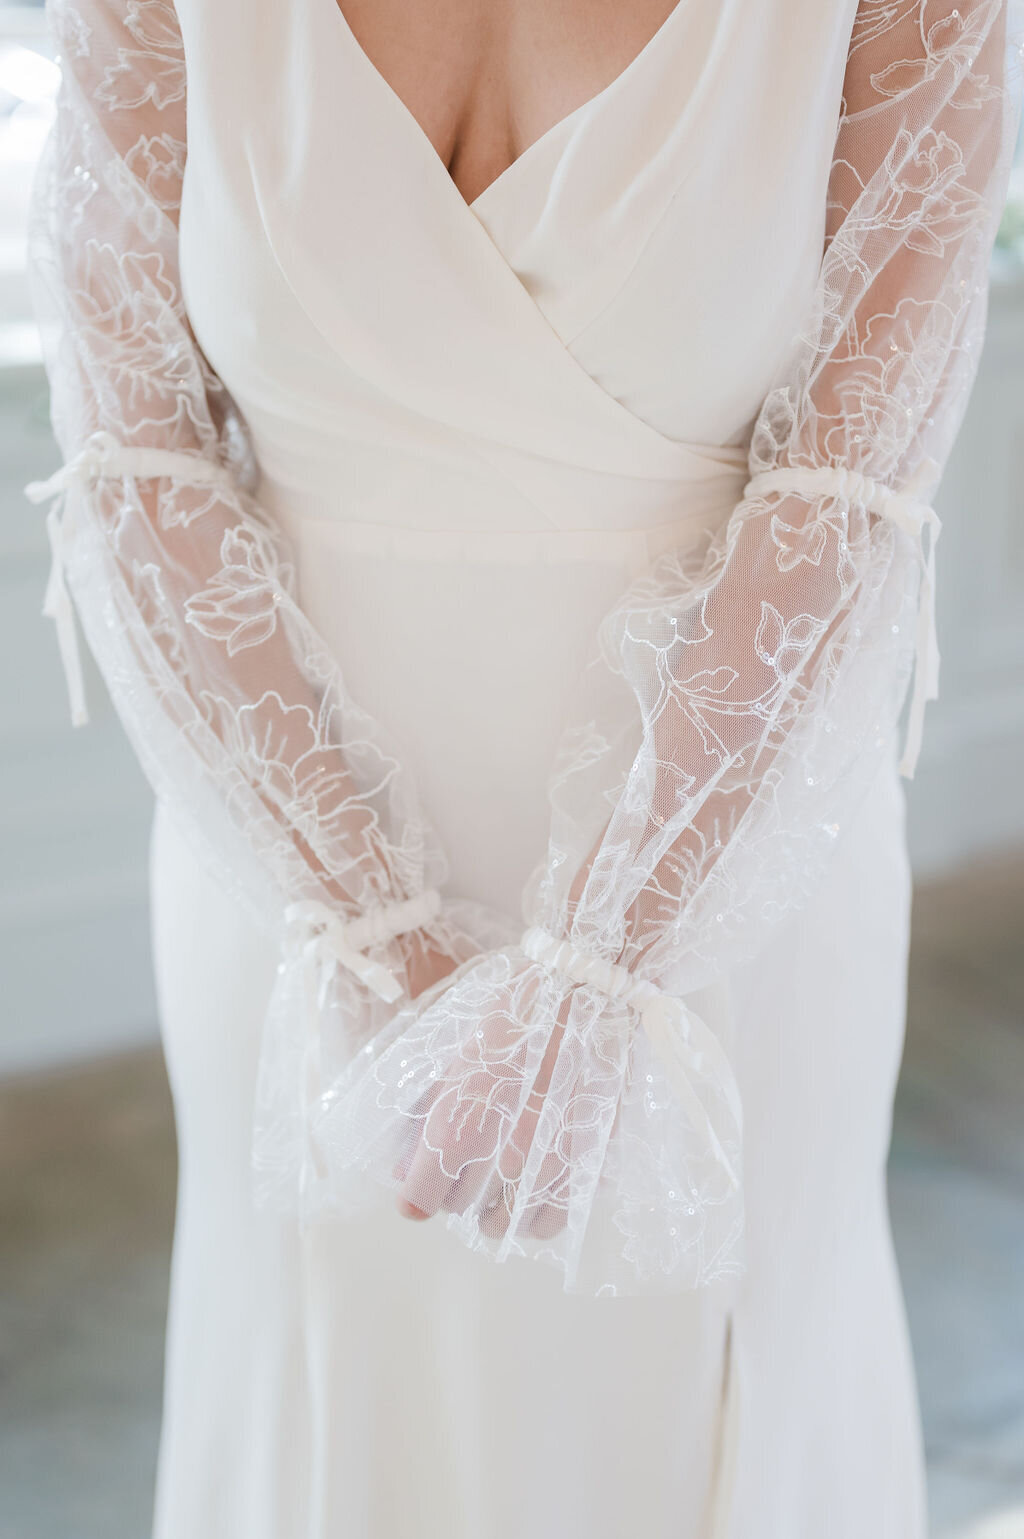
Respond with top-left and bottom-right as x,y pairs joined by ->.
246,0 -> 744,481
324,0 -> 690,214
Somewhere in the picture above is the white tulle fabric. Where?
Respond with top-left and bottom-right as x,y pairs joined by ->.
27,0 -> 1022,1293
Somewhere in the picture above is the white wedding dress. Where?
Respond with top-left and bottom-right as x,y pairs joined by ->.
148,1 -> 922,1535
25,0 -> 1021,1534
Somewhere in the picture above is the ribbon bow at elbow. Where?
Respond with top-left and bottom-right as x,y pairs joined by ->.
25,432 -> 236,729
744,464 -> 941,779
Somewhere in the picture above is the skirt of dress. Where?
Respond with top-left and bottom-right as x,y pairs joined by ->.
147,739 -> 926,1539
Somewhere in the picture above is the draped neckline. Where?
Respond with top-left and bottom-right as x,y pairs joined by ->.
324,0 -> 692,214
241,0 -> 747,482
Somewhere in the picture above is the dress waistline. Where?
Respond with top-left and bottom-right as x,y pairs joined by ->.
280,502 -> 740,574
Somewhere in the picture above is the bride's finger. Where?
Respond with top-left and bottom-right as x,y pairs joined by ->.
478,1185 -> 513,1238
396,1196 -> 431,1221
519,1136 -> 571,1240
443,1148 -> 500,1217
528,1202 -> 568,1240
390,1085 -> 442,1184
397,1129 -> 456,1219
399,1086 -> 505,1217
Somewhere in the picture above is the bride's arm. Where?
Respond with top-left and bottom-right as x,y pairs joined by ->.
314,0 -> 1023,1293
26,0 -> 480,1202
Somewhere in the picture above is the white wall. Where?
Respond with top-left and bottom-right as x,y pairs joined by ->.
904,270 -> 1024,875
0,362 -> 156,1075
1,276 -> 1022,1075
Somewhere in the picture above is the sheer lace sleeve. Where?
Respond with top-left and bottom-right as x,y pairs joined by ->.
312,0 -> 1024,1294
24,0 -> 489,1208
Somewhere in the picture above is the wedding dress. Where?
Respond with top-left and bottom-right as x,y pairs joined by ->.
25,0 -> 1022,1534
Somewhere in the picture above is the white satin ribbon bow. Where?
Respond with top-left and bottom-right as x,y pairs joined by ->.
520,925 -> 743,1190
285,889 -> 442,1007
25,431 -> 235,727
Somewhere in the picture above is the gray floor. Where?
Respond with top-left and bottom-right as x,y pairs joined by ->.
0,1050 -> 174,1539
889,858 -> 1024,1537
1,858 -> 1022,1539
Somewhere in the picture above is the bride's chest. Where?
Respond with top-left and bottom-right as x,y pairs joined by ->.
176,0 -> 858,453
330,0 -> 686,208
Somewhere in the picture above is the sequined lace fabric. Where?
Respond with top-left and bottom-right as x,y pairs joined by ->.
26,0 -> 1024,1296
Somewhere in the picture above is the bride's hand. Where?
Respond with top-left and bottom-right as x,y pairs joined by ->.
394,984 -> 570,1240
390,857 -> 618,1238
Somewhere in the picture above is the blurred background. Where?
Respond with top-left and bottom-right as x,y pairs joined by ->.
0,3 -> 1022,1536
